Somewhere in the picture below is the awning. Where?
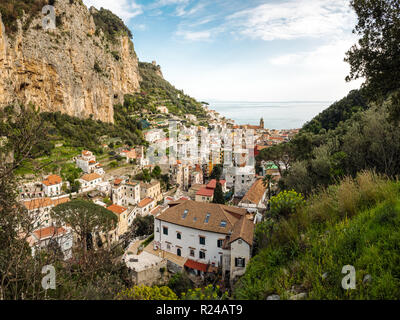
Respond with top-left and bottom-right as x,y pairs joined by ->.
184,259 -> 208,272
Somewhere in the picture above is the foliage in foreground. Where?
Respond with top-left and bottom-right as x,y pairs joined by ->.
234,171 -> 400,299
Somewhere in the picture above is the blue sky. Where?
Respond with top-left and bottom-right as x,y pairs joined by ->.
83,0 -> 363,102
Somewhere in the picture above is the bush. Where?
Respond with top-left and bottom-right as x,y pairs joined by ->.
116,285 -> 177,300
269,190 -> 305,220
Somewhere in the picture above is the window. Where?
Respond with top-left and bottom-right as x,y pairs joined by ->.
220,220 -> 227,228
217,239 -> 223,248
235,257 -> 246,267
204,213 -> 211,223
182,209 -> 189,219
163,227 -> 168,235
177,248 -> 181,256
177,232 -> 182,240
190,249 -> 195,257
199,236 -> 205,245
199,251 -> 206,259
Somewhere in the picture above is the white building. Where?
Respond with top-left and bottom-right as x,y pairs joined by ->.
224,165 -> 255,197
154,200 -> 254,279
29,226 -> 73,260
78,173 -> 103,193
42,175 -> 63,197
76,150 -> 104,175
112,179 -> 141,207
135,197 -> 156,217
23,197 -> 70,230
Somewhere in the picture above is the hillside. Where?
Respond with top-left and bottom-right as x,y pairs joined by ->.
120,62 -> 207,118
302,89 -> 368,134
0,0 -> 140,123
234,171 -> 400,299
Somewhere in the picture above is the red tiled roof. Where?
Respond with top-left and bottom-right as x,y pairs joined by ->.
33,226 -> 67,240
107,204 -> 127,215
206,179 -> 226,189
184,259 -> 208,272
138,197 -> 154,208
196,188 -> 214,197
114,179 -> 123,186
42,174 -> 62,186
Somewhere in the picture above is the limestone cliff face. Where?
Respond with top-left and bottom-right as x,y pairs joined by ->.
0,0 -> 140,123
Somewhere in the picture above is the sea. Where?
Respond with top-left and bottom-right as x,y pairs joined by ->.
207,101 -> 333,130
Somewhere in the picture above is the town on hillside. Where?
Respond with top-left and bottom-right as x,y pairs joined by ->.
17,102 -> 299,290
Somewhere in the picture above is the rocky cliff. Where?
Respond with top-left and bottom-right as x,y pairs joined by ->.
0,0 -> 140,123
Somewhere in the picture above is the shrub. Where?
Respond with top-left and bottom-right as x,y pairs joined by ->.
269,190 -> 305,220
116,285 -> 177,300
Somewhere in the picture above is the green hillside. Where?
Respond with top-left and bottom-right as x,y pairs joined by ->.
234,171 -> 400,299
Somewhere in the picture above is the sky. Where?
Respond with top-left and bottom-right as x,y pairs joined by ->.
82,0 -> 364,103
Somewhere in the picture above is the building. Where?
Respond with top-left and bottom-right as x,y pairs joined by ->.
107,204 -> 129,237
224,165 -> 256,197
238,178 -> 267,221
140,180 -> 162,202
79,173 -> 102,193
76,150 -> 104,175
112,179 -> 141,206
153,200 -> 254,279
124,251 -> 167,286
195,179 -> 227,203
29,226 -> 73,260
156,106 -> 169,114
42,175 -> 63,197
135,197 -> 156,217
23,197 -> 70,230
195,188 -> 214,203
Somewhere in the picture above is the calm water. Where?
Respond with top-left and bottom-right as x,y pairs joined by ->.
208,101 -> 333,130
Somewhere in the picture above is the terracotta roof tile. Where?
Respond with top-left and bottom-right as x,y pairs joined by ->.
196,188 -> 214,197
138,197 -> 154,208
81,173 -> 102,182
157,200 -> 247,235
228,215 -> 255,245
33,226 -> 67,240
240,178 -> 267,205
107,204 -> 127,215
206,179 -> 226,189
42,175 -> 62,186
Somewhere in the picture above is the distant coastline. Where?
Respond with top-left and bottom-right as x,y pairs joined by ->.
205,100 -> 333,130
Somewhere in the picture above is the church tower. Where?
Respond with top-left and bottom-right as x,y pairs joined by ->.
260,117 -> 264,129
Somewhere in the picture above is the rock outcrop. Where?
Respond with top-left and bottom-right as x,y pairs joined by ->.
0,0 -> 140,123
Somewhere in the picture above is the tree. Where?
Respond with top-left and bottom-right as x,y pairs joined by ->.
269,190 -> 305,220
0,105 -> 50,299
345,0 -> 400,100
212,181 -> 225,204
210,164 -> 222,180
51,200 -> 118,257
152,165 -> 161,179
116,285 -> 178,300
129,215 -> 154,237
167,272 -> 193,298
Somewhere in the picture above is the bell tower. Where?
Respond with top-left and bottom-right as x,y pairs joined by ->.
260,117 -> 264,129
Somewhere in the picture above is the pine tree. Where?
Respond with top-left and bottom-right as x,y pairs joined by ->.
212,181 -> 225,204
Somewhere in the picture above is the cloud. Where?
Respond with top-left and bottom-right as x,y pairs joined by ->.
176,30 -> 212,41
227,0 -> 356,41
82,0 -> 143,22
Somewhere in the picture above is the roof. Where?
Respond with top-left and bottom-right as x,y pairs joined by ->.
240,178 -> 267,205
196,188 -> 214,197
228,215 -> 255,246
107,204 -> 127,215
206,179 -> 226,189
156,200 -> 247,235
23,197 -> 70,210
33,226 -> 67,240
42,174 -> 62,186
114,179 -> 123,186
81,173 -> 102,182
138,197 -> 154,208
140,180 -> 160,189
184,259 -> 208,272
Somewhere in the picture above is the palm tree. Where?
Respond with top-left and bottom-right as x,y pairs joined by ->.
262,174 -> 273,202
